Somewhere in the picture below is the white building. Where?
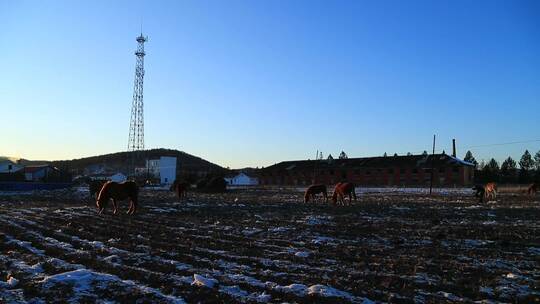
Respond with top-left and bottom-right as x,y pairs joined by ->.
226,173 -> 258,186
145,159 -> 160,177
159,156 -> 176,184
0,160 -> 23,173
146,156 -> 177,185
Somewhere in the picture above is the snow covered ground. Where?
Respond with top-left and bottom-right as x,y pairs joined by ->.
0,188 -> 538,303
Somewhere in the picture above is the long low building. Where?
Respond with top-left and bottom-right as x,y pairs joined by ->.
259,153 -> 475,187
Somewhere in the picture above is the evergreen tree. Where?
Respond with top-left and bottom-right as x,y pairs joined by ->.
478,160 -> 486,170
534,150 -> 540,170
485,158 -> 500,172
501,156 -> 517,183
482,158 -> 500,182
519,150 -> 534,170
393,153 -> 398,157
383,152 -> 387,157
519,150 -> 534,182
338,151 -> 348,159
463,150 -> 478,166
501,156 -> 516,173
407,152 -> 412,156
535,150 -> 540,182
422,150 -> 428,156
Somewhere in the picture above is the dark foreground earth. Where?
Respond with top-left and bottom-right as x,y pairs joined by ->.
0,188 -> 538,303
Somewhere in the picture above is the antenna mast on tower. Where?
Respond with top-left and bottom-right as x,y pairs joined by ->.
128,32 -> 147,151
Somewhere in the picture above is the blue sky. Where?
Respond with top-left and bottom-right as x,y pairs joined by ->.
1,0 -> 539,168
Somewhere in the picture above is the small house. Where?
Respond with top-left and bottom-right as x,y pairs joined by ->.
226,172 -> 259,186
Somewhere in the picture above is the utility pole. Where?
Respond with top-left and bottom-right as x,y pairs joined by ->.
313,150 -> 319,184
429,134 -> 436,195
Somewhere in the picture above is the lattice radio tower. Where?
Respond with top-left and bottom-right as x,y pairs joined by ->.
127,32 -> 147,151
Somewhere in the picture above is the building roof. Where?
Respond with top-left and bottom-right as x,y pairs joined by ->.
262,153 -> 475,172
23,165 -> 58,174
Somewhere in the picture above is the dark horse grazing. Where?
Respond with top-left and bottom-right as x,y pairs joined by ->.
304,184 -> 327,204
96,181 -> 139,215
170,180 -> 190,199
332,182 -> 357,206
472,184 -> 485,203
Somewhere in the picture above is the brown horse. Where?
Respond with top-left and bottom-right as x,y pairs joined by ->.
171,180 -> 190,199
304,184 -> 327,204
527,183 -> 539,196
96,181 -> 139,215
484,182 -> 497,201
332,182 -> 357,206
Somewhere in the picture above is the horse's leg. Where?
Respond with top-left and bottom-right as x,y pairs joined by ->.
127,199 -> 133,214
131,197 -> 137,214
112,199 -> 118,215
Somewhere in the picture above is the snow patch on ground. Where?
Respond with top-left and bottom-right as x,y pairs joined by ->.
307,284 -> 355,300
294,251 -> 311,258
305,215 -> 333,226
242,228 -> 263,236
192,274 -> 218,288
219,285 -> 248,298
275,283 -> 308,296
40,269 -> 186,303
6,235 -> 45,256
268,226 -> 290,233
0,277 -> 19,288
311,236 -> 337,245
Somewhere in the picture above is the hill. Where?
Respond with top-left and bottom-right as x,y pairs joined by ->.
0,156 -> 49,166
50,148 -> 228,177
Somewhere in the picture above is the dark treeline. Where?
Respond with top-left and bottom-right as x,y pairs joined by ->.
464,150 -> 540,184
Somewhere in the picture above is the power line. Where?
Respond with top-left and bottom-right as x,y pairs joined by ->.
462,139 -> 540,150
